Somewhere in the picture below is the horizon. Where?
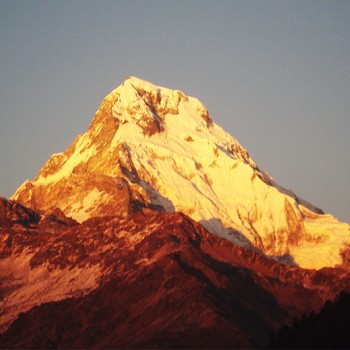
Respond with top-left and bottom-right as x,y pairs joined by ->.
1,0 -> 349,222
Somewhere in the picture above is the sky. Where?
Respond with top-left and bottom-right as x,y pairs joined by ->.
1,0 -> 349,222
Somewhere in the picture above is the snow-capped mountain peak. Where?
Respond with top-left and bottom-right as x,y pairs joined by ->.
12,77 -> 350,269
107,76 -> 212,135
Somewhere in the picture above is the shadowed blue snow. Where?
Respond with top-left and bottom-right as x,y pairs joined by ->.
0,0 -> 349,222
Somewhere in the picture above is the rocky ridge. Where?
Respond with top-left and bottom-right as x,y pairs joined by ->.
1,197 -> 350,348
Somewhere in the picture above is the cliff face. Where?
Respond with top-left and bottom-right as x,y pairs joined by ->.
1,197 -> 350,348
11,76 -> 350,269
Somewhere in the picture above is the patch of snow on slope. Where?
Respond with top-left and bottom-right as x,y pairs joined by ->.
291,215 -> 350,269
36,135 -> 97,185
68,188 -> 106,222
0,252 -> 101,332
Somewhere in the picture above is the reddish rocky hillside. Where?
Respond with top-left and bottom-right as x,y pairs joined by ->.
1,197 -> 350,348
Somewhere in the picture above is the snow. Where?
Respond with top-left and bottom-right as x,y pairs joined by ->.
291,215 -> 350,269
106,78 -> 350,268
0,252 -> 101,333
11,76 -> 350,270
68,188 -> 105,222
35,135 -> 97,185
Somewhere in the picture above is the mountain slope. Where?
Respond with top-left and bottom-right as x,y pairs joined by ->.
12,76 -> 350,269
1,197 -> 350,348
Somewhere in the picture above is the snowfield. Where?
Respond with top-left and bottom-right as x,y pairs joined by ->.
12,76 -> 350,269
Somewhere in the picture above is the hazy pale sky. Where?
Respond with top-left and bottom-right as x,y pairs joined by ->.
1,0 -> 349,222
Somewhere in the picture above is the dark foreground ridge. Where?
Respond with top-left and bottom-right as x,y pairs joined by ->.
269,291 -> 350,349
1,197 -> 350,348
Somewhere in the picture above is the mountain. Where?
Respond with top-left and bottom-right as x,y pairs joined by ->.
1,197 -> 350,348
2,77 -> 350,348
12,76 -> 350,269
